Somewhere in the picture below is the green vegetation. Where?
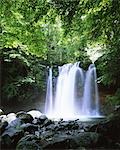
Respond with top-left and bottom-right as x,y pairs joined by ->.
1,47 -> 47,105
1,0 -> 120,105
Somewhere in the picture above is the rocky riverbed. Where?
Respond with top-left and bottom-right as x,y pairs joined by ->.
0,107 -> 120,150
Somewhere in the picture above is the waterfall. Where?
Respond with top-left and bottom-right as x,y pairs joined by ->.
45,63 -> 101,119
82,64 -> 100,116
45,67 -> 53,115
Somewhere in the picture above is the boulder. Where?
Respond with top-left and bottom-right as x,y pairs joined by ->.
16,111 -> 27,117
0,134 -> 13,149
88,113 -> 120,142
20,123 -> 38,134
0,113 -> 17,124
74,132 -> 110,148
57,121 -> 79,131
39,115 -> 48,123
8,118 -> 22,128
1,127 -> 24,148
16,134 -> 42,150
0,121 -> 8,135
42,135 -> 78,149
44,119 -> 53,127
41,131 -> 110,149
6,113 -> 16,124
0,115 -> 7,123
16,112 -> 33,123
27,110 -> 42,119
0,109 -> 4,116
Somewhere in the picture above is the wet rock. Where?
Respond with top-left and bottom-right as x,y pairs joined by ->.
42,135 -> 78,149
16,111 -> 27,117
1,127 -> 24,148
27,110 -> 42,119
0,121 -> 8,135
20,123 -> 38,134
38,115 -> 48,124
0,109 -> 4,116
0,115 -> 7,123
45,124 -> 56,131
56,121 -> 79,131
6,113 -> 16,124
16,112 -> 33,123
41,131 -> 110,149
0,113 -> 17,124
16,134 -> 42,150
41,130 -> 54,139
44,119 -> 53,127
8,118 -> 22,128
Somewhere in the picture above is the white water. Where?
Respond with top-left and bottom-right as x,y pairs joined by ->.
45,68 -> 53,115
45,63 -> 101,120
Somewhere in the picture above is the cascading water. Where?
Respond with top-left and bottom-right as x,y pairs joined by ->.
45,63 -> 101,120
45,67 -> 53,115
82,64 -> 100,116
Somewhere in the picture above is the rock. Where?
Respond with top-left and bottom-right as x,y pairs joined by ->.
114,105 -> 120,114
55,121 -> 79,131
42,131 -> 110,149
0,115 -> 7,123
41,130 -> 55,139
74,132 -> 110,148
45,124 -> 56,131
1,127 -> 24,148
0,134 -> 13,149
16,134 -> 42,150
16,112 -> 33,123
44,119 -> 53,127
88,113 -> 120,142
16,111 -> 27,117
36,115 -> 48,125
32,118 -> 38,124
0,113 -> 17,124
0,121 -> 8,135
8,118 -> 22,128
0,109 -> 4,116
27,110 -> 42,118
42,135 -> 78,149
39,115 -> 47,123
20,123 -> 38,134
6,113 -> 16,124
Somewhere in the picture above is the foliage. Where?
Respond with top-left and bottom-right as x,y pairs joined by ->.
1,47 -> 47,104
106,89 -> 120,105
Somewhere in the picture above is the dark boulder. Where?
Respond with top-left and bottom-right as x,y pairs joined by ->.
59,121 -> 79,130
42,135 -> 78,149
88,113 -> 120,142
20,123 -> 38,134
0,134 -> 13,150
16,112 -> 33,123
44,119 -> 53,127
74,132 -> 110,148
42,131 -> 110,149
0,121 -> 8,135
16,134 -> 42,150
38,115 -> 48,124
1,127 -> 24,149
16,111 -> 27,117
